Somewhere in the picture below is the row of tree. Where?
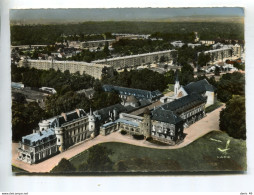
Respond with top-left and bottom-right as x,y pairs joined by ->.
111,39 -> 174,56
12,65 -> 96,95
217,72 -> 245,140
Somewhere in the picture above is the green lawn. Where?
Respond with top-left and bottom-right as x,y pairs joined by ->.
163,84 -> 174,94
69,131 -> 246,172
12,165 -> 28,173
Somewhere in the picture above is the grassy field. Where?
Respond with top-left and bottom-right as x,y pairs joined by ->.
12,165 -> 28,173
70,131 -> 246,172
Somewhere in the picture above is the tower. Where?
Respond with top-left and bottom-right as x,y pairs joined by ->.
38,120 -> 50,131
142,108 -> 151,138
55,117 -> 64,152
174,70 -> 180,96
88,108 -> 96,132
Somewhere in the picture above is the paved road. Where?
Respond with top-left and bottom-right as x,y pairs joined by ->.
12,105 -> 225,173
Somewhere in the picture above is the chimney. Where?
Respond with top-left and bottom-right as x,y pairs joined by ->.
76,109 -> 80,117
61,113 -> 67,121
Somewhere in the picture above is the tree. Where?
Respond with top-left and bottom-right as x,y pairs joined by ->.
45,92 -> 91,117
219,95 -> 246,140
80,145 -> 114,172
159,56 -> 166,63
217,72 -> 245,103
214,66 -> 220,76
233,62 -> 245,70
179,64 -> 194,85
51,158 -> 76,173
164,69 -> 175,84
12,92 -> 27,104
103,41 -> 110,56
197,52 -> 211,67
12,101 -> 46,141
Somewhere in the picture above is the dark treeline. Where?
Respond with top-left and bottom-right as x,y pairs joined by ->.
218,72 -> 245,140
11,21 -> 244,45
101,68 -> 171,92
111,39 -> 174,56
11,64 -> 96,95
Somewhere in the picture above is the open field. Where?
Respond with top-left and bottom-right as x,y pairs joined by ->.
70,131 -> 246,172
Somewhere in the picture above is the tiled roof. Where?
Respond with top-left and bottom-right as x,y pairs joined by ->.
152,107 -> 183,124
161,93 -> 207,115
22,128 -> 56,146
183,79 -> 215,94
95,104 -> 128,123
101,121 -> 116,128
102,85 -> 162,100
115,118 -> 139,127
49,109 -> 86,127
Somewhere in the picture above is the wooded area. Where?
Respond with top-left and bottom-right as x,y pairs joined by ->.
11,21 -> 244,45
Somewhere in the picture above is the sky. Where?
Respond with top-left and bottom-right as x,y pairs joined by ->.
10,7 -> 244,22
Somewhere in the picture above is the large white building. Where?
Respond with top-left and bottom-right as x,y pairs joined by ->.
199,44 -> 242,63
81,39 -> 115,48
18,109 -> 95,164
92,50 -> 176,69
18,59 -> 110,80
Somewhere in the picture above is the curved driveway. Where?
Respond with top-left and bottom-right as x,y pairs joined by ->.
12,105 -> 225,173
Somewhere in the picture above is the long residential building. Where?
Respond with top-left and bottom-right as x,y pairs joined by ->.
199,44 -> 242,63
81,39 -> 115,48
18,59 -> 110,80
92,50 -> 176,69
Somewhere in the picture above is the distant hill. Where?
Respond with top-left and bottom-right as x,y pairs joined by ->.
10,8 -> 244,25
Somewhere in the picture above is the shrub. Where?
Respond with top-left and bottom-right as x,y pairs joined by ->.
50,158 -> 76,173
120,130 -> 127,135
132,134 -> 144,140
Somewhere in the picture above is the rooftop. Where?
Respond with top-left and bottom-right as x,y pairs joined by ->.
160,93 -> 207,114
115,118 -> 139,127
46,109 -> 86,128
103,85 -> 162,100
22,128 -> 56,146
183,79 -> 215,94
152,107 -> 183,124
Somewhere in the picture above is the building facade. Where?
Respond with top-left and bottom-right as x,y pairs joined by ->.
81,39 -> 115,48
92,50 -> 175,69
200,44 -> 242,63
18,59 -> 110,80
17,129 -> 58,164
17,109 -> 95,164
100,92 -> 206,145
